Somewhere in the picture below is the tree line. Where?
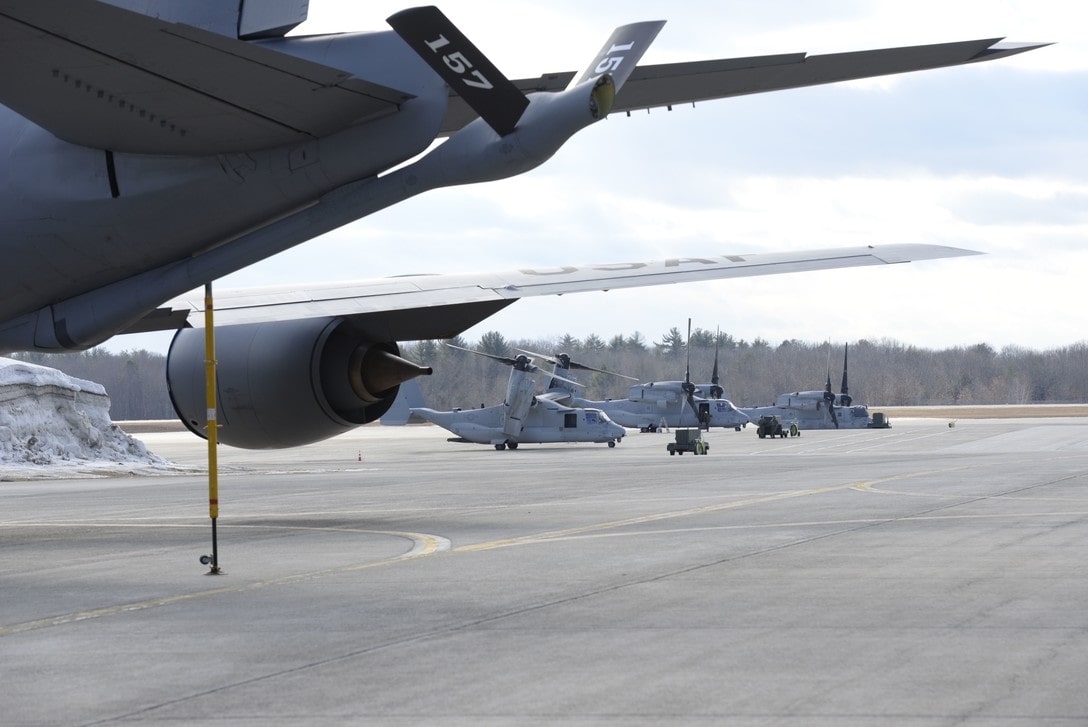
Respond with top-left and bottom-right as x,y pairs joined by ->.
10,328 -> 1088,420
408,331 -> 1088,413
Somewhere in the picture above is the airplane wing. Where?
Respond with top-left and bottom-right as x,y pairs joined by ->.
147,243 -> 979,342
439,38 -> 1047,134
0,0 -> 412,154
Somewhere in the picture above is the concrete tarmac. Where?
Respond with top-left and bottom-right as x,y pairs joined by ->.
2,417 -> 1087,725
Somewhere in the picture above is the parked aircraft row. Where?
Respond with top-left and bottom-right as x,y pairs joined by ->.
0,1 -> 1044,449
385,334 -> 883,450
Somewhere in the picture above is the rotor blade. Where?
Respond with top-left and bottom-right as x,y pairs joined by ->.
556,362 -> 639,381
841,344 -> 850,397
388,7 -> 529,136
445,342 -> 518,367
711,329 -> 721,388
824,342 -> 835,400
515,349 -> 638,380
566,361 -> 638,379
544,370 -> 586,389
516,348 -> 559,365
684,318 -> 692,386
708,326 -> 724,398
678,318 -> 696,427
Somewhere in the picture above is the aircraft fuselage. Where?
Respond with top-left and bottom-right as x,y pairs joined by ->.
0,31 -> 447,348
412,401 -> 626,448
741,400 -> 874,430
571,393 -> 750,431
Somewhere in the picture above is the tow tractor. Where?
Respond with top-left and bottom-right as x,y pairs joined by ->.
667,428 -> 709,455
755,415 -> 798,438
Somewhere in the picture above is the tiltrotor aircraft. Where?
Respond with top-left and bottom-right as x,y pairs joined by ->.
740,345 -> 879,431
0,0 -> 1044,449
539,326 -> 750,433
408,346 -> 626,450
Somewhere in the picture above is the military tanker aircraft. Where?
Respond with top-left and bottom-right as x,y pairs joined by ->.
0,0 -> 1043,448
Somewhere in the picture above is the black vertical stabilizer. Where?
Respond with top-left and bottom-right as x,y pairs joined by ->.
388,6 -> 529,136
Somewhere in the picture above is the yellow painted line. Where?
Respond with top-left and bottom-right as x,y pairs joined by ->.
0,465 -> 966,636
853,464 -> 975,495
501,510 -> 1088,543
0,529 -> 448,638
454,469 -> 948,553
854,463 -> 1088,501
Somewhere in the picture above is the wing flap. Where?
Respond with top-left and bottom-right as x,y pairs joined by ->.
0,0 -> 413,154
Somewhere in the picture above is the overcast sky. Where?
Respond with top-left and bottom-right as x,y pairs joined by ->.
113,1 -> 1086,355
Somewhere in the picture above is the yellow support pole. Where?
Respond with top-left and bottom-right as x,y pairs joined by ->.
203,282 -> 223,575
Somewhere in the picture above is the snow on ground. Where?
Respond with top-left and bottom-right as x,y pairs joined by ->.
0,357 -> 184,480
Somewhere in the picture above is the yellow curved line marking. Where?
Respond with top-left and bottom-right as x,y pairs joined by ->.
851,464 -> 973,494
853,463 -> 1088,501
0,464 -> 987,635
454,469 -> 947,553
0,528 -> 449,637
501,510 -> 1088,544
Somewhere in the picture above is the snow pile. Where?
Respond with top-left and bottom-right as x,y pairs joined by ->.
0,357 -> 168,474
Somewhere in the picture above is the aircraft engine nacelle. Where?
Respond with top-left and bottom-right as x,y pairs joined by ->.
166,318 -> 431,449
629,385 -> 678,405
776,394 -> 823,411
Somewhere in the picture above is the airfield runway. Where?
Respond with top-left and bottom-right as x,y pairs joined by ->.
2,417 -> 1087,725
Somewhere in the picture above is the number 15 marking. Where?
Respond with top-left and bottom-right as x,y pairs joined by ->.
424,34 -> 494,90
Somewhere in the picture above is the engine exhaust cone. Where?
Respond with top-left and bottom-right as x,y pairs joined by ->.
349,347 -> 432,402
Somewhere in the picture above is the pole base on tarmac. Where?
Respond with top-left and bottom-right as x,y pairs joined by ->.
200,515 -> 224,574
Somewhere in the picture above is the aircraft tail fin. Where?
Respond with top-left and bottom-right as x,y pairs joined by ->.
570,21 -> 665,91
380,379 -> 428,426
388,6 -> 529,136
389,9 -> 664,137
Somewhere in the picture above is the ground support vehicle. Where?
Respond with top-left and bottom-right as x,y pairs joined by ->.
756,415 -> 798,438
668,428 -> 709,455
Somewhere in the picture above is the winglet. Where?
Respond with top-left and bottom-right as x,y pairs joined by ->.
388,6 -> 529,136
